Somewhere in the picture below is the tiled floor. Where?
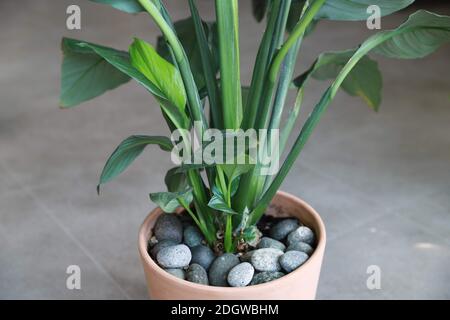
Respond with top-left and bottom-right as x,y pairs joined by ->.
0,0 -> 449,299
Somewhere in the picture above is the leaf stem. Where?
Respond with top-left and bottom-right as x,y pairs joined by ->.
224,215 -> 233,252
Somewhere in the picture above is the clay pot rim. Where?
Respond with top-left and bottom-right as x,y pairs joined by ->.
138,190 -> 326,293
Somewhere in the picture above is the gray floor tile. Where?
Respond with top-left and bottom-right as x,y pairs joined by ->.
397,200 -> 450,244
0,192 -> 127,299
317,214 -> 450,299
280,165 -> 390,241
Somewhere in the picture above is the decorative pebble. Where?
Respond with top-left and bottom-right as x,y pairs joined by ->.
150,239 -> 178,258
191,245 -> 216,270
165,268 -> 185,280
250,271 -> 285,285
257,237 -> 286,251
183,225 -> 204,247
286,241 -> 314,255
227,262 -> 254,287
287,226 -> 315,246
157,244 -> 191,268
251,248 -> 284,272
186,263 -> 209,285
208,253 -> 240,287
269,218 -> 299,240
154,213 -> 183,243
279,251 -> 309,273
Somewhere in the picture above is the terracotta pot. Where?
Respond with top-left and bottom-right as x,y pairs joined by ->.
138,191 -> 326,300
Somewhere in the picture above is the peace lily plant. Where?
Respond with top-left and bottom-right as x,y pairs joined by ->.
60,0 -> 450,258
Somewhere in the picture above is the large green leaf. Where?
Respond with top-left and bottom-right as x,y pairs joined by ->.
76,38 -> 190,130
317,0 -> 415,21
149,189 -> 193,213
130,38 -> 187,111
60,38 -> 131,108
90,0 -> 144,13
372,10 -> 450,59
157,17 -> 218,90
98,135 -> 172,189
60,38 -> 179,108
294,50 -> 382,110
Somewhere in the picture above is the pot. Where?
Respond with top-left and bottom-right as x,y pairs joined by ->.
138,191 -> 326,300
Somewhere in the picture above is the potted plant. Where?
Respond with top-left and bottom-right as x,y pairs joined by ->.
59,0 -> 450,299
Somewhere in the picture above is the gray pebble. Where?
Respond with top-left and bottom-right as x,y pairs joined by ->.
227,262 -> 254,287
269,218 -> 299,240
208,253 -> 240,287
257,237 -> 286,251
150,239 -> 178,258
250,271 -> 285,285
183,225 -> 204,247
157,244 -> 191,268
186,263 -> 209,285
286,241 -> 314,255
154,213 -> 183,243
279,251 -> 309,273
191,245 -> 216,270
165,268 -> 185,280
251,248 -> 284,272
287,226 -> 315,246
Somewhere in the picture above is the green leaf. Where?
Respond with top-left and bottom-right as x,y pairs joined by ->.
230,176 -> 241,197
149,189 -> 193,213
241,86 -> 250,109
372,10 -> 450,59
242,226 -> 262,247
60,38 -> 178,108
156,17 -> 218,91
218,161 -> 254,185
208,195 -> 237,215
60,38 -> 131,108
317,0 -> 414,21
98,135 -> 172,189
130,38 -> 187,110
90,0 -> 144,13
207,185 -> 237,215
63,39 -> 190,130
234,207 -> 250,234
294,49 -> 382,110
164,167 -> 188,193
188,0 -> 223,128
175,163 -> 213,173
215,0 -> 243,129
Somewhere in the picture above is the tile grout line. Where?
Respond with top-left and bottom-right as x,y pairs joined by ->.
0,160 -> 132,300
